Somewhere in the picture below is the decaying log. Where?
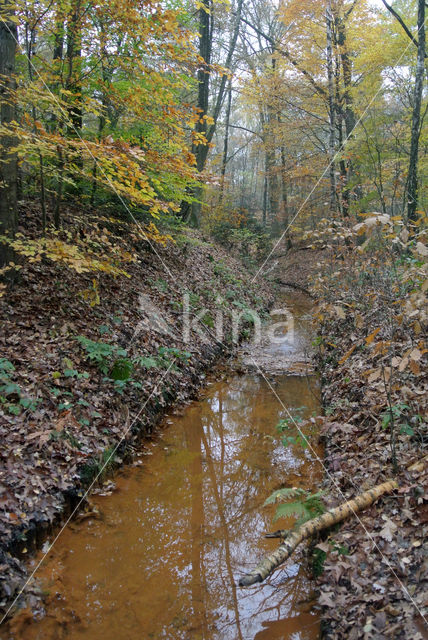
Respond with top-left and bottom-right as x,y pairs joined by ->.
238,480 -> 398,587
407,454 -> 428,473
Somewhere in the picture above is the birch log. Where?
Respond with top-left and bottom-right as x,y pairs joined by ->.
239,480 -> 398,587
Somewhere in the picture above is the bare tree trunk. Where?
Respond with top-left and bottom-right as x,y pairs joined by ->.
182,0 -> 243,225
266,146 -> 278,225
280,145 -> 288,228
0,0 -> 18,270
262,162 -> 268,227
326,0 -> 337,215
239,480 -> 398,587
336,6 -> 362,203
335,49 -> 346,217
407,0 -> 425,225
220,78 -> 232,202
24,17 -> 47,232
66,1 -> 83,133
182,0 -> 211,226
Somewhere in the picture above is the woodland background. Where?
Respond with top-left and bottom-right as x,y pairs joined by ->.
0,1 -> 427,636
0,0 -> 426,279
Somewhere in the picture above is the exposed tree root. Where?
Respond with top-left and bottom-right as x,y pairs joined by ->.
238,479 -> 398,587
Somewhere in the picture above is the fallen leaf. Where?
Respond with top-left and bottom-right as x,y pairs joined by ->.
379,517 -> 397,542
366,328 -> 381,345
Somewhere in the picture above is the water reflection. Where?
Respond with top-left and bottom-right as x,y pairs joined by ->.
5,295 -> 322,640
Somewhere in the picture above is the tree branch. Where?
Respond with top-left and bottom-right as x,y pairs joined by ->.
381,0 -> 426,56
239,480 -> 398,586
237,13 -> 327,99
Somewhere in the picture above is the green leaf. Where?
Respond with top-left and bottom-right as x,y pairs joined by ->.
99,325 -> 110,335
8,404 -> 21,416
0,358 -> 15,373
137,356 -> 159,369
1,383 -> 21,396
110,358 -> 133,381
64,369 -> 78,377
58,401 -> 73,410
19,397 -> 39,410
400,424 -> 414,436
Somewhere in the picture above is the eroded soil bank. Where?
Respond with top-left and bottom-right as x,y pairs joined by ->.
0,207 -> 273,618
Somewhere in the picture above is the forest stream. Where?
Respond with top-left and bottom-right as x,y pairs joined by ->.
6,292 -> 323,640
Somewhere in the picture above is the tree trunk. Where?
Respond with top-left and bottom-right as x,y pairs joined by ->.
182,0 -> 242,225
185,0 -> 211,226
326,0 -> 337,215
262,166 -> 268,227
0,0 -> 18,269
280,145 -> 288,229
336,7 -> 361,203
66,1 -> 83,133
407,0 -> 425,225
220,78 -> 232,202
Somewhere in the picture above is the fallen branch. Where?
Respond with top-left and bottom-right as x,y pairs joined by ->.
407,454 -> 428,473
268,279 -> 314,298
238,479 -> 398,587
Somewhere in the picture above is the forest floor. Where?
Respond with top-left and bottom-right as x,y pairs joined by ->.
279,244 -> 427,639
0,204 -> 273,619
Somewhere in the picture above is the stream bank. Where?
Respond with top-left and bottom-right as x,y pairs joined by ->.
2,291 -> 323,640
273,245 -> 426,639
305,247 -> 427,639
0,207 -> 273,619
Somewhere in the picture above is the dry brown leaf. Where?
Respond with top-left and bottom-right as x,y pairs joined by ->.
398,356 -> 409,372
409,360 -> 421,375
409,348 -> 422,361
368,369 -> 381,383
319,591 -> 336,608
334,305 -> 346,319
379,517 -> 397,542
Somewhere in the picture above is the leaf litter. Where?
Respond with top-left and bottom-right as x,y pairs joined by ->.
0,204 -> 273,620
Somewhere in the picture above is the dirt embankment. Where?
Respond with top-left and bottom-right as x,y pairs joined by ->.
270,244 -> 427,638
280,246 -> 427,639
0,207 -> 273,618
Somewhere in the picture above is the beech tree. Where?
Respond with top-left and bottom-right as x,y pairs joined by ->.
0,0 -> 18,269
181,0 -> 243,225
381,0 -> 426,225
404,0 -> 425,224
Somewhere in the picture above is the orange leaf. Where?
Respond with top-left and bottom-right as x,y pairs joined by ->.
339,344 -> 356,365
366,328 -> 381,345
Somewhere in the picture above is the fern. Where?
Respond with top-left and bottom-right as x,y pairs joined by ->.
110,358 -> 133,381
76,336 -> 128,376
264,487 -> 325,527
273,501 -> 310,523
263,487 -> 306,506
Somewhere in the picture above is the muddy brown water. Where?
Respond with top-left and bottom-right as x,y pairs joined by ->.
5,293 -> 323,640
